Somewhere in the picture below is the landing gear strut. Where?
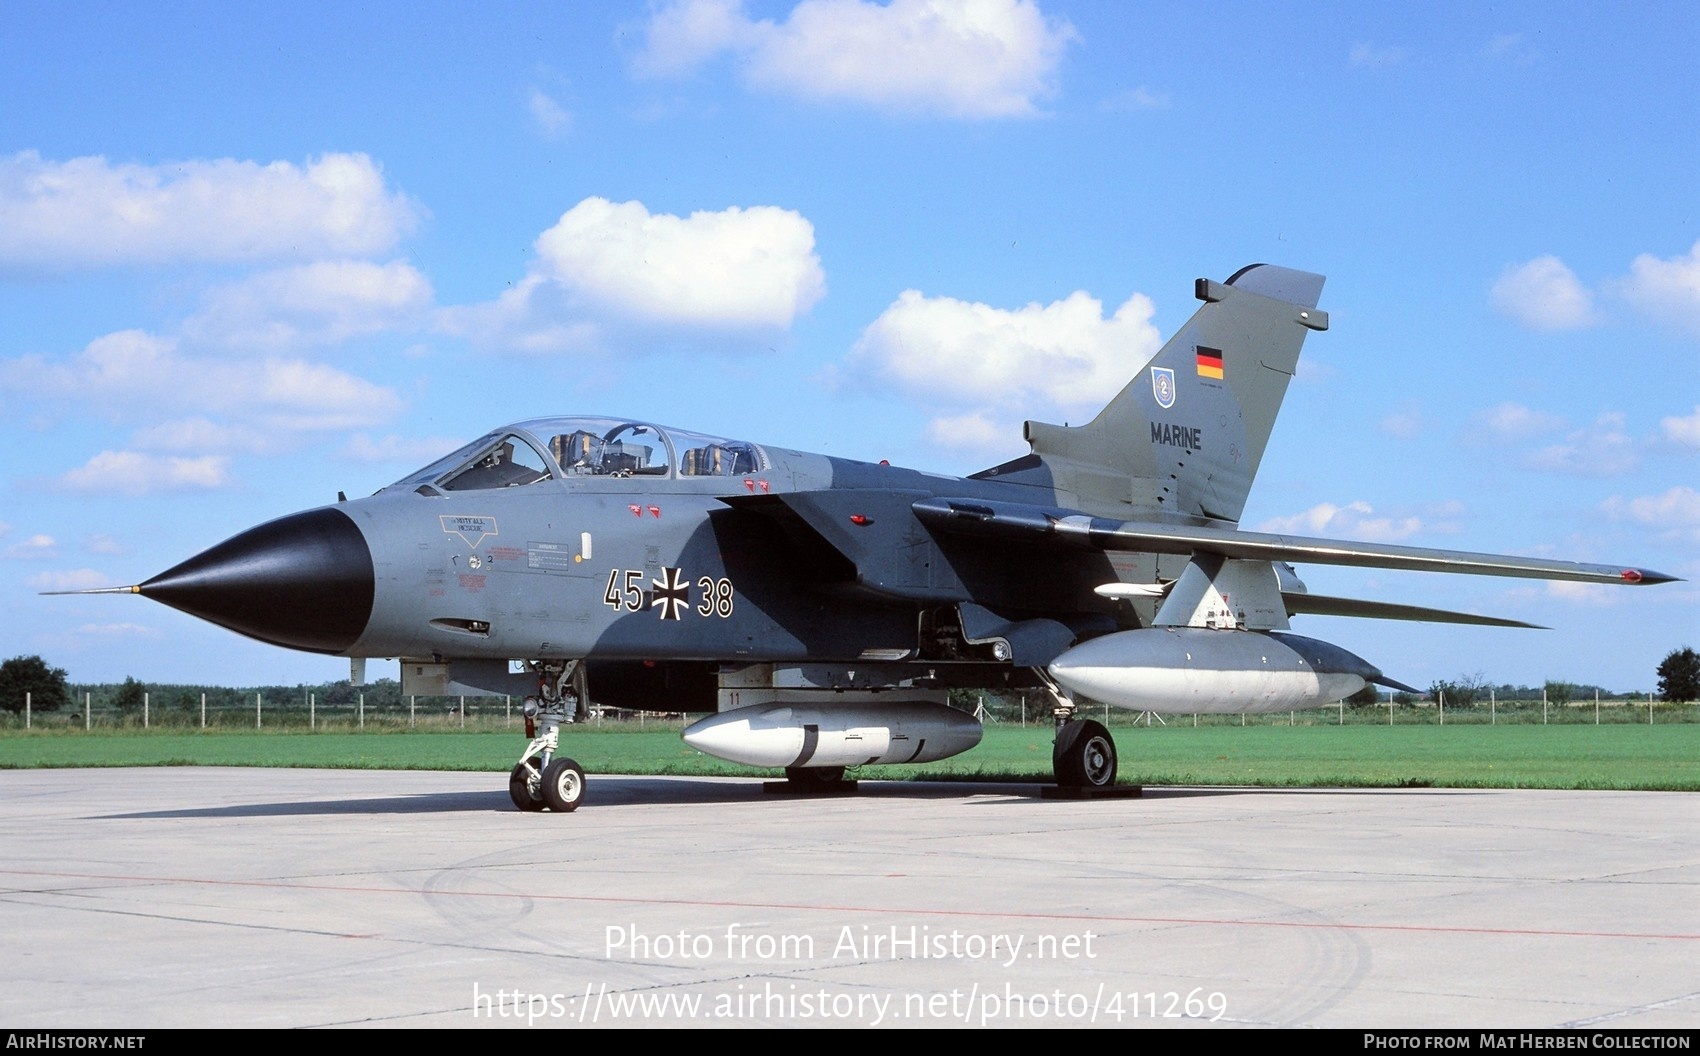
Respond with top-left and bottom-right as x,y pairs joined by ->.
510,660 -> 588,812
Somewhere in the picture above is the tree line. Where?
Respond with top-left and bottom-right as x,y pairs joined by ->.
0,656 -> 502,716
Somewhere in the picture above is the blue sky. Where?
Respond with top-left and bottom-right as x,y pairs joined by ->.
2,1 -> 1695,692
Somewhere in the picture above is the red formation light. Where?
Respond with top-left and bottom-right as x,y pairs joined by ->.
849,515 -> 872,526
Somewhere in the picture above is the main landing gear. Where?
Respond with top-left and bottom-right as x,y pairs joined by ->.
1040,671 -> 1136,797
1053,718 -> 1117,788
510,660 -> 588,813
766,765 -> 857,795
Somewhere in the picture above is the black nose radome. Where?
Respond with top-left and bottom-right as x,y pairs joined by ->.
141,506 -> 374,654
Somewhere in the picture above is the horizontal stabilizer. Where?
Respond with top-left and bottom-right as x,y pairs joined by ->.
1282,592 -> 1544,629
912,497 -> 1678,587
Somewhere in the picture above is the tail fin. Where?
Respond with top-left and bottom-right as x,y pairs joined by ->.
1001,264 -> 1326,524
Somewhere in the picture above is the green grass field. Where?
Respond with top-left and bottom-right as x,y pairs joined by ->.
1,722 -> 1694,790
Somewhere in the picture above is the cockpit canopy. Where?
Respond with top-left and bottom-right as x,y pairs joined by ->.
395,416 -> 767,492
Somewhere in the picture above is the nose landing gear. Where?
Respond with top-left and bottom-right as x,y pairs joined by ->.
509,660 -> 589,812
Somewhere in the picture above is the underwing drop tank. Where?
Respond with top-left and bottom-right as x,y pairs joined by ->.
1048,627 -> 1402,714
682,701 -> 983,769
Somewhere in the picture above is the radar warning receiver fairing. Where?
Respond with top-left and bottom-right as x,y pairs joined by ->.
60,264 -> 1677,809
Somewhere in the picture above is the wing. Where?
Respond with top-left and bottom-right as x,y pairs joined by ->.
911,497 -> 1678,587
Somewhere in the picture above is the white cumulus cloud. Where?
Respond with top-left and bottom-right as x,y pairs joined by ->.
1544,581 -> 1619,605
129,417 -> 280,456
442,198 -> 824,352
1472,401 -> 1566,440
634,0 -> 1077,119
74,622 -> 164,639
1,329 -> 404,433
0,151 -> 421,269
923,411 -> 1009,452
250,359 -> 408,432
342,433 -> 468,465
1256,501 -> 1423,543
181,259 -> 433,351
529,88 -> 573,138
27,568 -> 117,592
5,534 -> 58,560
84,534 -> 126,556
1524,412 -> 1638,476
57,451 -> 232,496
1601,485 -> 1700,543
849,288 -> 1159,411
633,0 -> 758,74
1618,240 -> 1700,335
1661,406 -> 1700,449
536,198 -> 824,326
1490,256 -> 1595,330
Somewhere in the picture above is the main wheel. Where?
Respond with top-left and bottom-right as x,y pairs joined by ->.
1054,719 -> 1117,788
509,763 -> 545,812
784,765 -> 847,790
541,757 -> 587,812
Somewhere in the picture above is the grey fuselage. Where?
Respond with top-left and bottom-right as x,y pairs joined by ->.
337,416 -> 1150,670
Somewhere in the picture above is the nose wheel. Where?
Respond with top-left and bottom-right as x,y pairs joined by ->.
509,763 -> 546,811
541,758 -> 586,812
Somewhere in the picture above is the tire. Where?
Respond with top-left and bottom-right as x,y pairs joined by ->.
541,757 -> 587,812
509,763 -> 545,812
1054,719 -> 1117,788
784,765 -> 846,790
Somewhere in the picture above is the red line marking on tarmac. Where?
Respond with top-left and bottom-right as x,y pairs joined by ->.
5,867 -> 1696,943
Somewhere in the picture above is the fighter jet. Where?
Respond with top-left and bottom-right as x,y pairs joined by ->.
61,264 -> 1676,810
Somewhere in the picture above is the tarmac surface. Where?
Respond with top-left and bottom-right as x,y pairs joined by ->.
1,767 -> 1696,1029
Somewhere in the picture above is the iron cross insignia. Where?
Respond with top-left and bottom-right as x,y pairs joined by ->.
650,567 -> 689,620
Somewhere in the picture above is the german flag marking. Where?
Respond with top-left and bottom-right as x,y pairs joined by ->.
1196,346 -> 1224,379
